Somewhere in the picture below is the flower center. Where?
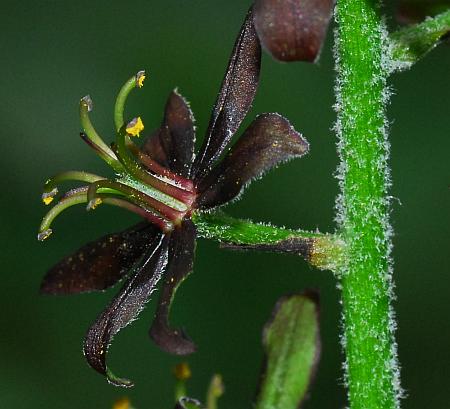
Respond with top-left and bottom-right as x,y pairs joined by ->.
38,71 -> 197,241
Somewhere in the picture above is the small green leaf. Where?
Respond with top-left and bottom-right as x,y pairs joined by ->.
389,8 -> 450,72
255,292 -> 321,409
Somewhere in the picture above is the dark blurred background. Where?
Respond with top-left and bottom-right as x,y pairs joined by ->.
1,1 -> 449,408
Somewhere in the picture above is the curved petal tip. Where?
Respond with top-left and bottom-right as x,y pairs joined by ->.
106,368 -> 134,388
149,322 -> 197,355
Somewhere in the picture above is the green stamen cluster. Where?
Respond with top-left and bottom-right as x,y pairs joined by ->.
38,71 -> 196,239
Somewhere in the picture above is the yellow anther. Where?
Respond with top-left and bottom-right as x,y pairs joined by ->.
126,117 -> 144,137
112,397 -> 130,409
136,71 -> 146,88
43,196 -> 54,205
42,188 -> 58,205
173,362 -> 192,381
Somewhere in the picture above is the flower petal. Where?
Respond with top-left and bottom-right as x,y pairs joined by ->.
196,113 -> 309,209
142,126 -> 171,167
142,90 -> 196,177
253,0 -> 334,62
40,223 -> 158,295
160,90 -> 196,177
83,232 -> 170,387
149,220 -> 197,355
193,7 -> 261,181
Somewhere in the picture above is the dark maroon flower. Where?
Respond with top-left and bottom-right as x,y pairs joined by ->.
38,8 -> 309,387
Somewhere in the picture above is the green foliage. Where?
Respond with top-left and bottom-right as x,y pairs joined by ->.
255,293 -> 321,409
390,9 -> 450,71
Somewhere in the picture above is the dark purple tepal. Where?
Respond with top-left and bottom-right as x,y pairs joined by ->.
254,0 -> 334,62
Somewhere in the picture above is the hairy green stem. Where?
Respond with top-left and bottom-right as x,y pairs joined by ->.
335,1 -> 401,408
193,212 -> 344,272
